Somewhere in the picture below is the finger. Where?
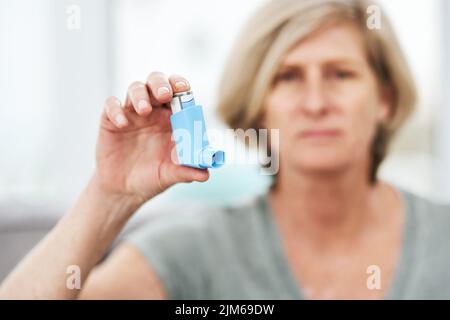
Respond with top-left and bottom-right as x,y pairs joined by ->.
127,81 -> 152,116
168,74 -> 191,93
104,96 -> 128,128
146,71 -> 173,105
174,166 -> 210,184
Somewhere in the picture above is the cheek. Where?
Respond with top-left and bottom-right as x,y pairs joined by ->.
341,86 -> 380,149
262,91 -> 299,155
263,89 -> 298,129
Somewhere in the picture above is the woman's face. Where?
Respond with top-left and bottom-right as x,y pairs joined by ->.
263,22 -> 391,177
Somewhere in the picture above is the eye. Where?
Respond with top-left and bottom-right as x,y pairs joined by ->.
329,69 -> 354,79
274,70 -> 300,83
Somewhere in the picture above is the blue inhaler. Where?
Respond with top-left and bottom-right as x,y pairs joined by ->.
169,91 -> 225,169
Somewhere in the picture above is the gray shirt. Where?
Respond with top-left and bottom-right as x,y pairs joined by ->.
127,188 -> 450,299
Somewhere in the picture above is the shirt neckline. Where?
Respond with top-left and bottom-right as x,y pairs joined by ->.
257,187 -> 417,300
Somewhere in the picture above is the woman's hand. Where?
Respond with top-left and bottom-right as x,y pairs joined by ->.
94,72 -> 209,205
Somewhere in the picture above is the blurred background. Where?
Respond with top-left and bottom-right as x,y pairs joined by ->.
0,0 -> 449,211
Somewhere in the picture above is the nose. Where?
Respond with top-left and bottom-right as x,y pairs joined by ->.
301,72 -> 328,116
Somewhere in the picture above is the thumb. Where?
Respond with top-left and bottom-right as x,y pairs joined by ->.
172,166 -> 210,184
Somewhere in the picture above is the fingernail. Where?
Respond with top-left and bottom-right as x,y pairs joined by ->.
115,114 -> 127,126
175,81 -> 187,89
137,100 -> 149,112
157,86 -> 170,96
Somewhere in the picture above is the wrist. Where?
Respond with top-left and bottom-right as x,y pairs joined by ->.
81,174 -> 145,225
52,175 -> 146,271
90,173 -> 144,209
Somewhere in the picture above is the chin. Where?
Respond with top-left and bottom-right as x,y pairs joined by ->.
290,152 -> 353,176
297,163 -> 350,177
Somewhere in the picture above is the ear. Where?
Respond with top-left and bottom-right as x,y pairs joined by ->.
377,86 -> 394,123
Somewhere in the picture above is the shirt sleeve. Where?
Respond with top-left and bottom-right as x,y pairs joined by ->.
125,210 -> 213,299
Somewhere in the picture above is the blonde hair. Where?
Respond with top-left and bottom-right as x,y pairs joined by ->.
217,0 -> 417,182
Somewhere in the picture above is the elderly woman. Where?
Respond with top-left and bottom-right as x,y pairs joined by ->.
1,0 -> 449,300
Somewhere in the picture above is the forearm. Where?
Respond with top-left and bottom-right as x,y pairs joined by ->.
0,176 -> 143,299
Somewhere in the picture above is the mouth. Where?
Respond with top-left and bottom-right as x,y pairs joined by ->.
299,129 -> 341,140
